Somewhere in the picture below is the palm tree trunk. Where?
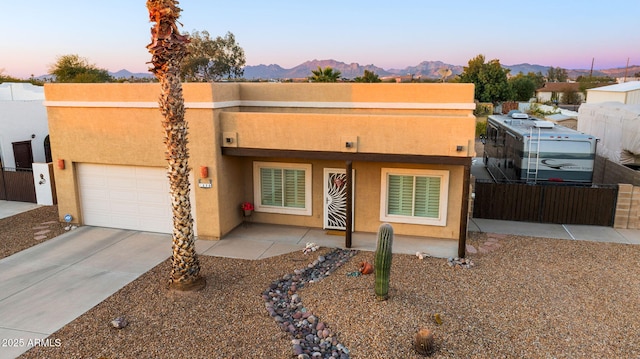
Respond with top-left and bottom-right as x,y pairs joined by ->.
146,0 -> 205,291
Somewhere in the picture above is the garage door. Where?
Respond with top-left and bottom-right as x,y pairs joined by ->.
78,164 -> 196,234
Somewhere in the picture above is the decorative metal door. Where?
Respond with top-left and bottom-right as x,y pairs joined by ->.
323,168 -> 354,230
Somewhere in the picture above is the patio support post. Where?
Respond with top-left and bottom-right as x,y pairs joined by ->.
345,160 -> 353,248
458,162 -> 471,258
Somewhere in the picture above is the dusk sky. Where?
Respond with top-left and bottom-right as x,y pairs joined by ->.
2,0 -> 639,79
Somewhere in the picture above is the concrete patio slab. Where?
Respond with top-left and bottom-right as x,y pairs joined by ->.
201,237 -> 275,259
392,236 -> 458,258
260,241 -> 306,259
563,224 -> 629,243
299,228 -> 458,258
0,200 -> 40,219
613,228 -> 640,244
301,229 -> 350,249
195,238 -> 219,254
469,218 -> 573,240
226,223 -> 312,244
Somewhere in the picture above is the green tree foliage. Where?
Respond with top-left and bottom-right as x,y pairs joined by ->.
508,75 -> 537,101
577,75 -> 615,93
48,54 -> 112,83
181,30 -> 246,82
525,71 -> 546,89
0,68 -> 19,83
561,89 -> 581,105
0,69 -> 44,85
309,66 -> 342,82
547,66 -> 568,82
458,54 -> 512,102
354,69 -> 381,83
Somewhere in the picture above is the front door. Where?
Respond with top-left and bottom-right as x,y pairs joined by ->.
323,168 -> 354,230
12,141 -> 33,170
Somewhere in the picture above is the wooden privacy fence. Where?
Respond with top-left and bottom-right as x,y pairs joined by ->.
473,180 -> 618,226
0,168 -> 37,203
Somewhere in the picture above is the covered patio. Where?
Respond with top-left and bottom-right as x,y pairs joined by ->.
195,222 -> 459,260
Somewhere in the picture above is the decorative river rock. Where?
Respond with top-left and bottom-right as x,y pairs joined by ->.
263,248 -> 357,359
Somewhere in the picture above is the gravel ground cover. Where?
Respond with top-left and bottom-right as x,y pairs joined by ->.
16,216 -> 640,359
0,205 -> 66,259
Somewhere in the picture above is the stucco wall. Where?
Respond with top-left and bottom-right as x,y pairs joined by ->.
44,82 -> 475,240
45,85 -> 222,237
0,95 -> 49,168
230,157 -> 464,239
220,112 -> 475,157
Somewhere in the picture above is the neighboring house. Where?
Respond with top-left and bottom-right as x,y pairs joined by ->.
44,83 -> 476,251
616,77 -> 640,84
0,82 -> 50,169
536,82 -> 584,104
585,81 -> 640,105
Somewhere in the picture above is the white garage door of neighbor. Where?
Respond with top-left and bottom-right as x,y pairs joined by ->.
78,164 -> 196,234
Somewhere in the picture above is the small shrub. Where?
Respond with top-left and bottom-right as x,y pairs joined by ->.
476,119 -> 487,138
474,102 -> 493,116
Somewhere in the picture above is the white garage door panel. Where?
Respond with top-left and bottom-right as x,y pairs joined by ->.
78,164 -> 195,234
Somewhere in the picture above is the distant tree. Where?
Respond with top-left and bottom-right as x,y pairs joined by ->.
0,68 -> 18,83
561,89 -> 581,105
547,66 -> 568,82
0,69 -> 44,85
508,75 -> 537,101
577,75 -> 615,95
309,66 -> 341,82
354,69 -> 381,83
457,54 -> 512,103
181,30 -> 246,82
525,71 -> 546,89
48,54 -> 112,83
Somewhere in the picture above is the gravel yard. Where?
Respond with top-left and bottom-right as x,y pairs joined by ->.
7,205 -> 640,358
0,205 -> 66,260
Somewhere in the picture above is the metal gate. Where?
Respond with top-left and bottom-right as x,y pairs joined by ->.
473,180 -> 618,226
0,167 -> 37,203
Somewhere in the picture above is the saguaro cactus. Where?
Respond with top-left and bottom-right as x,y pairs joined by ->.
374,223 -> 394,300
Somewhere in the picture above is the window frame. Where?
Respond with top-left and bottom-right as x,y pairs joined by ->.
380,168 -> 449,226
253,161 -> 312,216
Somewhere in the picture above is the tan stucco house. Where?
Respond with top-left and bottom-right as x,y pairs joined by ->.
44,83 -> 475,255
536,82 -> 584,104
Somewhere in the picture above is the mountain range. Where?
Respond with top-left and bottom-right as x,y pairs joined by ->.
106,59 -> 639,81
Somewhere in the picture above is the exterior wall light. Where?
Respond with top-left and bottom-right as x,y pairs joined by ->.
200,166 -> 209,178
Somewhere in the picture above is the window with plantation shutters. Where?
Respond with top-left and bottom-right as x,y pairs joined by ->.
253,162 -> 312,215
381,168 -> 448,226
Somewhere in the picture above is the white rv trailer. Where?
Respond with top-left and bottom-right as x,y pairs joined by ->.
482,112 -> 597,183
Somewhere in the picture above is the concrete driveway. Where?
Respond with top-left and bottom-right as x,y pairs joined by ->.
0,226 -> 172,359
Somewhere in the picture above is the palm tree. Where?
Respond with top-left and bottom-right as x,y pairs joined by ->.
146,0 -> 205,291
309,66 -> 342,82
